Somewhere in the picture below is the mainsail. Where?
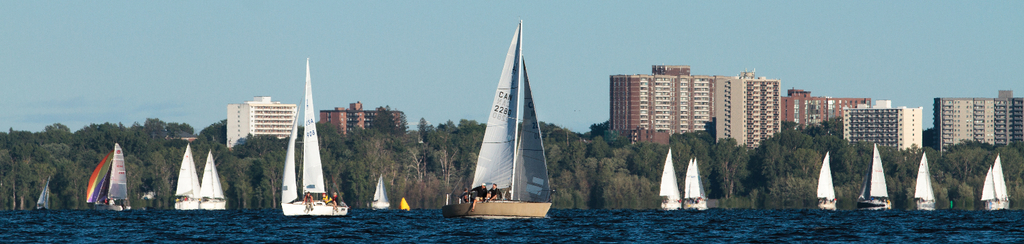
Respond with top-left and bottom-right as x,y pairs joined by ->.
914,153 -> 935,201
37,177 -> 50,209
817,152 -> 835,200
511,58 -> 549,202
993,155 -> 1008,200
107,144 -> 128,200
982,165 -> 996,201
281,113 -> 299,204
374,175 -> 389,204
302,58 -> 327,194
659,149 -> 681,201
175,144 -> 202,198
684,158 -> 705,199
199,151 -> 225,199
471,22 -> 522,189
859,144 -> 888,198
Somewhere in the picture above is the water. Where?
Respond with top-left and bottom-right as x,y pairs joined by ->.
3,209 -> 1024,242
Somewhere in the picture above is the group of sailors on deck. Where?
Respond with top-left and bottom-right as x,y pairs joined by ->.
461,183 -> 502,211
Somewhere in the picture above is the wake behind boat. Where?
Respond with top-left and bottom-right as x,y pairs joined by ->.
86,143 -> 130,211
441,22 -> 552,218
856,144 -> 891,210
817,152 -> 836,210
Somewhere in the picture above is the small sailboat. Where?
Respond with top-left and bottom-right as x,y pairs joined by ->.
36,177 -> 51,210
86,143 -> 130,211
400,198 -> 410,211
441,22 -> 552,218
857,144 -> 891,210
174,144 -> 201,210
281,59 -> 349,216
659,149 -> 681,210
915,153 -> 936,210
683,158 -> 708,210
371,175 -> 390,210
981,154 -> 1009,210
817,152 -> 836,210
199,151 -> 226,210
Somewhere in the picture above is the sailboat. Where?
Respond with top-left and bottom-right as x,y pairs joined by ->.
174,144 -> 202,210
441,22 -> 552,218
36,177 -> 50,210
281,59 -> 349,216
981,154 -> 1009,210
199,151 -> 226,210
86,143 -> 130,211
817,152 -> 836,210
371,175 -> 390,210
915,153 -> 936,210
659,149 -> 681,210
857,144 -> 891,210
683,158 -> 708,210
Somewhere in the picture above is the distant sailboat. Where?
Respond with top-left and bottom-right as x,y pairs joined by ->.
857,144 -> 891,210
659,149 -> 681,210
441,22 -> 552,218
174,144 -> 201,210
36,176 -> 50,210
86,143 -> 130,211
199,151 -> 226,210
981,155 -> 1009,210
400,197 -> 410,211
281,59 -> 349,216
683,158 -> 707,210
915,153 -> 935,210
371,175 -> 390,210
817,152 -> 836,210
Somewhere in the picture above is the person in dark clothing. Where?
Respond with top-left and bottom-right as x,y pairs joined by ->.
460,188 -> 470,203
470,183 -> 487,211
487,184 -> 500,202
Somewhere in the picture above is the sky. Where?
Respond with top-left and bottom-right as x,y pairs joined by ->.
2,1 -> 1023,133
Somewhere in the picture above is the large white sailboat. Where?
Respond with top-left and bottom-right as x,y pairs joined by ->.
86,143 -> 130,211
199,151 -> 226,210
817,152 -> 836,210
857,144 -> 891,210
282,59 -> 349,216
441,22 -> 552,218
683,158 -> 708,210
174,144 -> 202,210
659,149 -> 681,210
36,176 -> 50,210
981,154 -> 1009,210
371,175 -> 390,210
915,153 -> 936,210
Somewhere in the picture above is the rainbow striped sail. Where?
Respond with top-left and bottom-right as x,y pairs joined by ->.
86,150 -> 115,203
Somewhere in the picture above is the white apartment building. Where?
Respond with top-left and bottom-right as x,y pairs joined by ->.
843,100 -> 923,150
226,96 -> 297,147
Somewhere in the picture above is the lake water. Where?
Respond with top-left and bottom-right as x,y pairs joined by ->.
2,209 -> 1023,242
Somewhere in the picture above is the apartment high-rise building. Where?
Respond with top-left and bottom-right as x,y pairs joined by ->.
843,100 -> 923,150
226,96 -> 297,147
714,71 -> 781,148
781,89 -> 871,125
934,90 -> 1024,151
610,65 -> 714,144
320,101 -> 406,135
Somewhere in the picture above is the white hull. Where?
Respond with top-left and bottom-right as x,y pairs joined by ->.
985,200 -> 1009,210
282,202 -> 349,216
441,201 -> 551,218
916,200 -> 935,210
175,200 -> 200,210
94,203 -> 126,211
661,200 -> 681,210
684,200 -> 708,210
200,199 -> 227,210
371,201 -> 390,210
818,200 -> 836,210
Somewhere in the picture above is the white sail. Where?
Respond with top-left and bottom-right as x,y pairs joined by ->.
914,153 -> 935,201
374,175 -> 389,203
175,144 -> 202,198
993,155 -> 1008,200
199,151 -> 225,199
511,59 -> 550,202
860,144 -> 888,198
817,152 -> 835,199
981,165 -> 996,201
684,158 -> 704,199
108,143 -> 128,200
302,58 -> 327,194
659,149 -> 681,200
37,177 -> 50,209
281,112 -> 299,204
471,22 -> 522,189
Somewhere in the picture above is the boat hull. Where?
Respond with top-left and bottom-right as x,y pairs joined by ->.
684,200 -> 708,210
818,201 -> 837,210
661,200 -> 681,210
175,200 -> 200,210
371,201 -> 390,210
857,199 -> 891,210
441,201 -> 550,218
916,200 -> 935,210
200,199 -> 227,210
94,203 -> 126,211
282,202 -> 349,216
985,200 -> 1009,210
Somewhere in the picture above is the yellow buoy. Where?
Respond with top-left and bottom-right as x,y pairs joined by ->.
400,197 -> 410,211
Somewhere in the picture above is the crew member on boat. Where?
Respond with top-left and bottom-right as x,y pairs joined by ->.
470,183 -> 488,211
487,184 -> 500,202
460,188 -> 470,203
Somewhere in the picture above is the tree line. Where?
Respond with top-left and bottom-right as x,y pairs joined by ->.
1,116 -> 1022,210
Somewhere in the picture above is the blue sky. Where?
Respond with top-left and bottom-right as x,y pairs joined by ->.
2,1 -> 1023,133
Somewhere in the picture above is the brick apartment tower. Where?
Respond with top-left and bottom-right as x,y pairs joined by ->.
781,89 -> 871,126
714,71 -> 781,148
610,65 -> 715,144
320,101 -> 405,135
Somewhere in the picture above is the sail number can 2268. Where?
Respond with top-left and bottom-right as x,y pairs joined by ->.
491,91 -> 514,120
